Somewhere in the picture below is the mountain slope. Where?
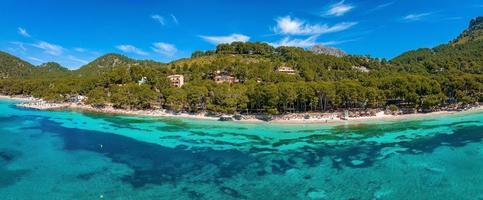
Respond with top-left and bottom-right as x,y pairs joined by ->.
30,62 -> 71,78
0,51 -> 35,78
391,16 -> 483,74
452,16 -> 483,45
310,45 -> 347,57
75,53 -> 167,77
37,62 -> 69,73
1,16 -> 481,80
75,53 -> 134,76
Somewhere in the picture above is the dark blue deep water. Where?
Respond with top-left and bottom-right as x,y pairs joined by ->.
1,99 -> 483,199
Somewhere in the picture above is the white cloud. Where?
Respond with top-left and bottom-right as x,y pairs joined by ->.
152,14 -> 179,26
268,35 -> 359,48
116,44 -> 148,56
403,12 -> 433,21
171,14 -> 179,24
273,16 -> 357,35
18,27 -> 30,37
320,41 -> 340,46
74,48 -> 86,52
67,55 -> 88,64
32,41 -> 64,56
324,0 -> 354,17
27,57 -> 46,63
321,38 -> 360,46
152,42 -> 177,57
269,35 -> 319,48
366,2 -> 394,13
200,34 -> 250,45
151,14 -> 165,25
10,41 -> 27,51
375,2 -> 394,10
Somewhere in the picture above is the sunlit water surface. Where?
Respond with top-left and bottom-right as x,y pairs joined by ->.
0,99 -> 482,200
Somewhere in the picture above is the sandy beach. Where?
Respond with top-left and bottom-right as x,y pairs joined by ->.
3,95 -> 482,124
269,109 -> 482,124
0,95 -> 38,101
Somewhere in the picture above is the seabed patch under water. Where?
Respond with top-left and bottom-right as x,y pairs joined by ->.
0,100 -> 482,200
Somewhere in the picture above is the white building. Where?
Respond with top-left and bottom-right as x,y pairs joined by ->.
276,66 -> 296,75
138,77 -> 147,85
168,74 -> 184,87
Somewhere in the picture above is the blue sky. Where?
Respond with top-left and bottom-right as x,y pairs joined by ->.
1,0 -> 481,69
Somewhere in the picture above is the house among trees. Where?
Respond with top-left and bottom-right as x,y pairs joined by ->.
276,65 -> 296,75
138,77 -> 147,85
213,70 -> 239,84
68,95 -> 87,104
167,74 -> 184,87
214,74 -> 239,84
352,66 -> 370,73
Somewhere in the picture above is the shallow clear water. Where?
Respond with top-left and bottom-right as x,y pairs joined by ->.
0,99 -> 482,200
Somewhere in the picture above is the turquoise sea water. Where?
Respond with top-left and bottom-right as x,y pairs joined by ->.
0,99 -> 482,200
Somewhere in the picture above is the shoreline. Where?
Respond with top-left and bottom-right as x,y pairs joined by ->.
0,95 -> 38,101
2,95 -> 482,125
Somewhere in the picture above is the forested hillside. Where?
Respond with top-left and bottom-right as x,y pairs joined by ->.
0,51 -> 35,78
392,16 -> 483,74
452,16 -> 483,45
0,17 -> 481,115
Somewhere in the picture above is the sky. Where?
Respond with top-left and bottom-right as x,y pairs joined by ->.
0,0 -> 481,69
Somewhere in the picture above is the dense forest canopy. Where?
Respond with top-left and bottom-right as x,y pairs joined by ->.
0,17 -> 481,115
0,51 -> 35,78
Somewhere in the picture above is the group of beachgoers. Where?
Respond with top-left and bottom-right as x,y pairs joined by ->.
17,100 -> 68,110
